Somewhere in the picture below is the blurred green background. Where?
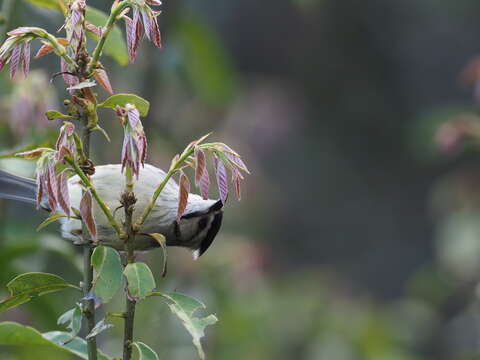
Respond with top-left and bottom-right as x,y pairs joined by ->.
3,0 -> 480,359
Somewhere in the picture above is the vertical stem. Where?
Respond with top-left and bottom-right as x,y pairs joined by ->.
83,246 -> 97,360
122,168 -> 136,360
81,116 -> 97,360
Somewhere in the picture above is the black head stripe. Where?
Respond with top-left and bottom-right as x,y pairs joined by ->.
181,199 -> 224,219
198,212 -> 223,257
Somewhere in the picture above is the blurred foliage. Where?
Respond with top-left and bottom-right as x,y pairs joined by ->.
4,0 -> 480,359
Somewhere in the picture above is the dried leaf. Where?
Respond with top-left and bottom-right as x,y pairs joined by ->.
94,69 -> 113,94
80,191 -> 96,241
215,157 -> 228,204
177,172 -> 190,222
15,148 -> 51,159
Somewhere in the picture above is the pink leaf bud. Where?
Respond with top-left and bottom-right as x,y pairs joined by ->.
215,156 -> 228,204
177,171 -> 190,222
9,44 -> 21,79
80,190 -> 97,241
22,41 -> 30,78
57,171 -> 71,217
121,104 -> 148,178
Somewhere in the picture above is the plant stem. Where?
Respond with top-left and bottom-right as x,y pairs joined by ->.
81,117 -> 97,360
86,0 -> 129,75
83,246 -> 97,360
133,147 -> 195,231
122,167 -> 137,360
123,271 -> 136,360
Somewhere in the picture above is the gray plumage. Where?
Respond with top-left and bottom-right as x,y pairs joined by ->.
0,169 -> 37,205
0,164 -> 223,258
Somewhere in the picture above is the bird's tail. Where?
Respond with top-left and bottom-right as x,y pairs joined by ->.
0,169 -> 36,205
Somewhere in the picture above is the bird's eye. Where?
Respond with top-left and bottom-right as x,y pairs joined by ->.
198,217 -> 208,232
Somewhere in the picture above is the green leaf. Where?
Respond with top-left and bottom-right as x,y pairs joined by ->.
46,110 -> 73,121
43,331 -> 111,360
57,303 -> 82,338
0,322 -> 55,346
37,212 -> 68,231
85,6 -> 128,66
0,273 -> 79,312
156,292 -> 218,360
146,233 -> 167,277
131,342 -> 159,360
123,262 -> 156,300
23,0 -> 65,12
91,246 -> 123,303
85,318 -> 113,340
98,93 -> 150,117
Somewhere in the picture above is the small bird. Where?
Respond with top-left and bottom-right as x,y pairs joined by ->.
0,164 -> 223,258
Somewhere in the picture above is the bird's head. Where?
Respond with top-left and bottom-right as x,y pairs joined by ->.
167,197 -> 224,258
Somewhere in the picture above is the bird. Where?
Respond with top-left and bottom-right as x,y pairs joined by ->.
0,164 -> 223,258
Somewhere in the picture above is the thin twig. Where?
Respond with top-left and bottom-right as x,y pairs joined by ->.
86,0 -> 129,75
133,147 -> 195,231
